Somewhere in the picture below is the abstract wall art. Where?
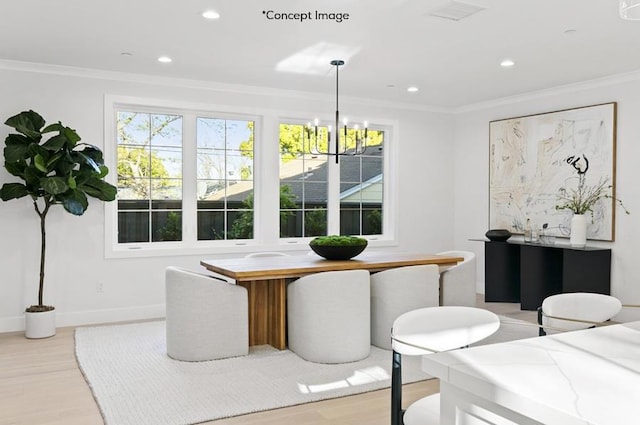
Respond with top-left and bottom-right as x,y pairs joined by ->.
489,102 -> 617,241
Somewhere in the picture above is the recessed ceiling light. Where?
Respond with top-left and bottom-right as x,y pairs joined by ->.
158,56 -> 172,63
407,86 -> 419,93
202,10 -> 220,20
564,29 -> 577,35
500,59 -> 515,68
120,52 -> 132,57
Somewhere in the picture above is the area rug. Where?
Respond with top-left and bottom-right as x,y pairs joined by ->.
75,317 -> 538,425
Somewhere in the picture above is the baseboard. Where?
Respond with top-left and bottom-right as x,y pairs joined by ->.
0,316 -> 26,334
0,304 -> 166,333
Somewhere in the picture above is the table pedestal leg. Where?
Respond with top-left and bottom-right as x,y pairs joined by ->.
238,279 -> 287,350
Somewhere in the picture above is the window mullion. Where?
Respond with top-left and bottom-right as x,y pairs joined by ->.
147,119 -> 153,242
327,158 -> 340,234
257,114 -> 279,244
182,114 -> 197,244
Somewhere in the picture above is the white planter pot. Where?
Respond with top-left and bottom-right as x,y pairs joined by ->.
25,308 -> 56,339
570,214 -> 587,247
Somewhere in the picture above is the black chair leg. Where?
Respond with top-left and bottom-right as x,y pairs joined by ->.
537,307 -> 546,336
391,350 -> 404,425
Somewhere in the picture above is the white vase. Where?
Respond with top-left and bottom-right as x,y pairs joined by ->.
570,214 -> 587,247
25,308 -> 56,339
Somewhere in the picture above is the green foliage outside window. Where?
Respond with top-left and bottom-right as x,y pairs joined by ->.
227,185 -> 299,239
156,211 -> 182,241
117,146 -> 170,198
240,123 -> 383,162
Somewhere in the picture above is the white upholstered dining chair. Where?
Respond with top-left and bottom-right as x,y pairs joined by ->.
370,265 -> 440,350
436,250 -> 476,306
288,269 -> 371,363
390,306 -> 500,425
165,266 -> 249,361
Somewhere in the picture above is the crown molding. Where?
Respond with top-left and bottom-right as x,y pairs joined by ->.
0,59 -> 451,114
6,58 -> 636,115
455,69 -> 640,114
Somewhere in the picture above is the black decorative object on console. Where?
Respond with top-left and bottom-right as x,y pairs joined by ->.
485,229 -> 512,242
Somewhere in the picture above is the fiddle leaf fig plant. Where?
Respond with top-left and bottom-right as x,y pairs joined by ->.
0,110 -> 117,312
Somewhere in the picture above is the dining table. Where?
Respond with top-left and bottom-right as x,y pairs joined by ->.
200,251 -> 463,350
420,320 -> 640,425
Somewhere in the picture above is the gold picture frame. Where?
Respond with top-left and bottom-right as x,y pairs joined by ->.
489,102 -> 617,241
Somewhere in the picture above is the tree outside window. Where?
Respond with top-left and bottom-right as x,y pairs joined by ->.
278,123 -> 384,237
116,112 -> 182,243
110,102 -> 388,254
115,112 -> 255,243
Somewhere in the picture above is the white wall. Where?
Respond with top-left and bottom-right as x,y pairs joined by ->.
453,75 -> 640,319
0,64 -> 455,332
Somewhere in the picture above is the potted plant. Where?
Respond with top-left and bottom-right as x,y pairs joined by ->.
556,157 -> 629,247
309,235 -> 368,260
0,110 -> 117,338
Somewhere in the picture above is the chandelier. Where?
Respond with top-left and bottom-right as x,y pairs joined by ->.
620,0 -> 640,20
305,60 -> 368,163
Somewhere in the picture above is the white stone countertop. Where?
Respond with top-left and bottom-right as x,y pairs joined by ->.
422,321 -> 640,425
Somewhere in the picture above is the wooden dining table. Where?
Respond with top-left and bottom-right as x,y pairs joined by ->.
200,251 -> 463,350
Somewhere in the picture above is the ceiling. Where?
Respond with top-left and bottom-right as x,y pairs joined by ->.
1,0 -> 639,109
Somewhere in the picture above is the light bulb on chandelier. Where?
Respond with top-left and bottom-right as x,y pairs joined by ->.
305,60 -> 368,163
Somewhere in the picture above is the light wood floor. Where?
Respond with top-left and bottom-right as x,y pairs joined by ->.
0,297 -> 536,425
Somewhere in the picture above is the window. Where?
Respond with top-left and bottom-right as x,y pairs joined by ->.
279,124 -> 328,237
339,145 -> 384,236
113,106 -> 255,248
278,123 -> 385,237
106,97 -> 394,257
116,112 -> 183,243
196,118 -> 254,240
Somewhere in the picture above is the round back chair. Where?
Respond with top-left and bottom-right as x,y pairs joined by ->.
538,292 -> 622,336
390,306 -> 500,425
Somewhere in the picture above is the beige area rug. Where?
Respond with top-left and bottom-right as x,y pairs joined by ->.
75,317 -> 538,425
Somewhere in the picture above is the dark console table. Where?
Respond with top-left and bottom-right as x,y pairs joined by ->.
485,241 -> 611,310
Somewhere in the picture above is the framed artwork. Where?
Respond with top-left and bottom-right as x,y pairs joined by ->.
489,102 -> 617,241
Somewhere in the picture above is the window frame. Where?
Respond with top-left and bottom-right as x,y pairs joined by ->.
277,117 -> 397,245
194,115 -> 257,242
105,96 -> 264,258
104,96 -> 397,258
115,110 -> 185,244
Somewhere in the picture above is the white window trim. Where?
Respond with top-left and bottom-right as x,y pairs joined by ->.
103,95 -> 398,258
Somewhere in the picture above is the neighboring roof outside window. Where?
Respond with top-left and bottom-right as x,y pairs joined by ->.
202,144 -> 384,204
